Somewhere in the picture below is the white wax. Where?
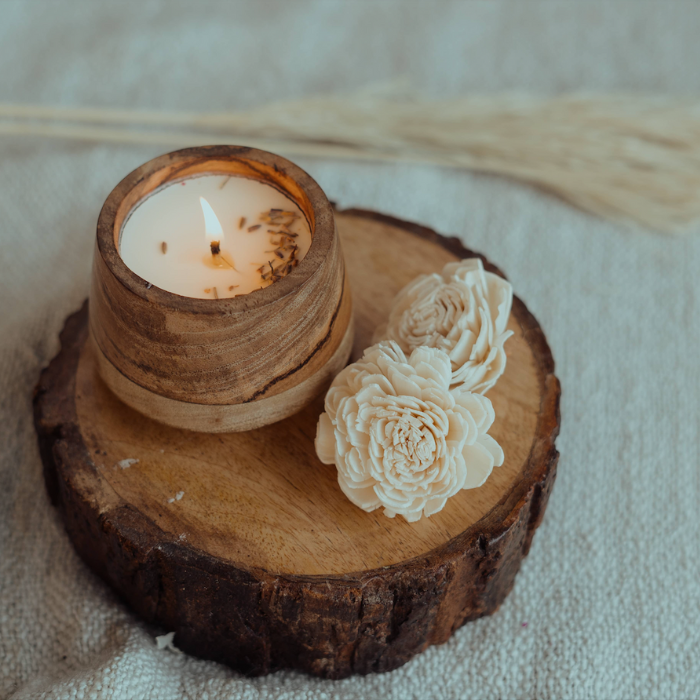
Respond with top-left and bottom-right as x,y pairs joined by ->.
119,174 -> 312,299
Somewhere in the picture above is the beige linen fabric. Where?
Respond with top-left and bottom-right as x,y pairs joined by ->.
1,2 -> 699,698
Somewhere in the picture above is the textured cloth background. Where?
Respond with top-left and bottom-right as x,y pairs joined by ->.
1,2 -> 699,698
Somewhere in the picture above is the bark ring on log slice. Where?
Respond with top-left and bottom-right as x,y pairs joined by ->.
34,209 -> 561,679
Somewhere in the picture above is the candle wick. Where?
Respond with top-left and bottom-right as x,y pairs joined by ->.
210,241 -> 238,271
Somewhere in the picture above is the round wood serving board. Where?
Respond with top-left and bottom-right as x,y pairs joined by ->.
34,209 -> 560,679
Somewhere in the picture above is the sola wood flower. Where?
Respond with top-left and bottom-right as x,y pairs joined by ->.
315,341 -> 504,522
374,258 -> 513,394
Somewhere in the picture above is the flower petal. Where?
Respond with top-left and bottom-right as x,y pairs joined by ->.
462,441 -> 495,489
315,412 -> 336,464
338,473 -> 382,511
423,496 -> 448,517
477,434 -> 504,467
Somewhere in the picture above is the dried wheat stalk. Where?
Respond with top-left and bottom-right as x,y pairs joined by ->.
2,92 -> 699,233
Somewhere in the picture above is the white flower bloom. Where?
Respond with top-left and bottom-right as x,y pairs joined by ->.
374,258 -> 513,394
315,341 -> 504,522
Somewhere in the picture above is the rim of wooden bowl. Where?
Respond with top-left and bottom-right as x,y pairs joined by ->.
96,145 -> 335,314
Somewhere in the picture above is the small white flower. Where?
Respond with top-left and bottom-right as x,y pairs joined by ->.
374,258 -> 513,394
315,341 -> 504,522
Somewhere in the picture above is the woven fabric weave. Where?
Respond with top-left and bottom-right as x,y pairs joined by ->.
1,2 -> 699,698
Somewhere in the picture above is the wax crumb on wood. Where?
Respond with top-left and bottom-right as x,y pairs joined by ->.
116,459 -> 139,469
155,631 -> 182,654
167,491 -> 185,503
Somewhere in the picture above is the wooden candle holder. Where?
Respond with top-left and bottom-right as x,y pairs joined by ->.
90,146 -> 353,432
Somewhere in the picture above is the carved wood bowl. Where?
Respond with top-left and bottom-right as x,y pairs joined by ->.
89,146 -> 353,432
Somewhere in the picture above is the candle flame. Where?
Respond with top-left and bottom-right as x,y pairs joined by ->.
200,196 -> 224,243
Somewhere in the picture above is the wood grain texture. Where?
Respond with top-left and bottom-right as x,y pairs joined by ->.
88,313 -> 355,434
34,209 -> 561,679
90,146 -> 352,431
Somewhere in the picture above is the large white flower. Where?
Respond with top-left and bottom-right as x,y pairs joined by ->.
374,258 -> 513,394
315,341 -> 504,522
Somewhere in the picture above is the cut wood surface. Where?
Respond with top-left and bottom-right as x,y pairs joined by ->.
34,209 -> 561,678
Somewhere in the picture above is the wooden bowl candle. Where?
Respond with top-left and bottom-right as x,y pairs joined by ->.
89,146 -> 353,433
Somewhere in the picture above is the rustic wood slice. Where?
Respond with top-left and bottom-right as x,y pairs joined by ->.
34,209 -> 560,680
